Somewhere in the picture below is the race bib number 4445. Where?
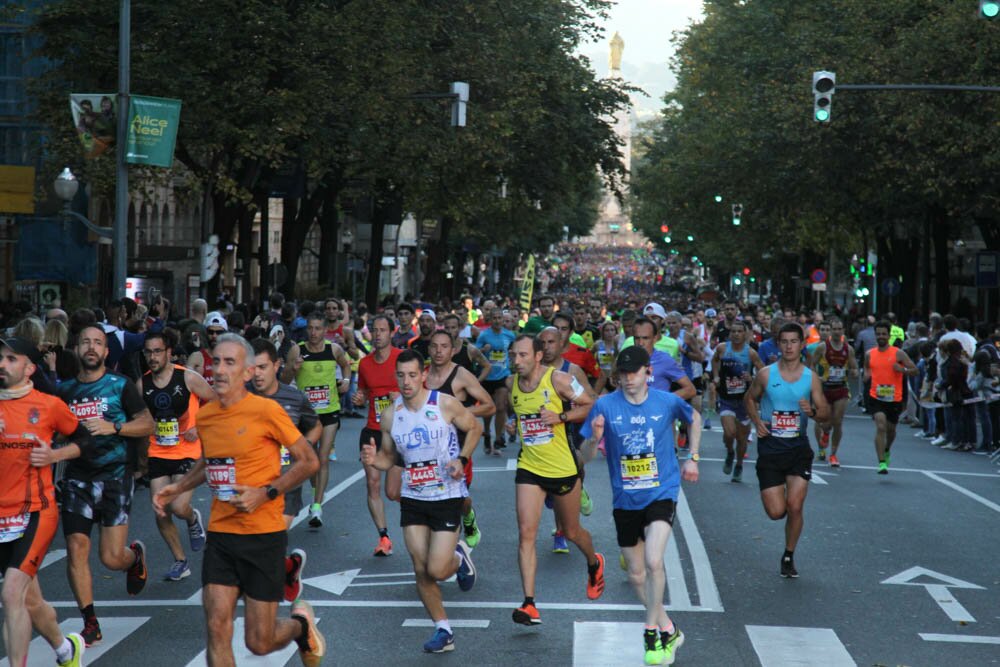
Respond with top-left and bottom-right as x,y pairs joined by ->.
406,460 -> 444,490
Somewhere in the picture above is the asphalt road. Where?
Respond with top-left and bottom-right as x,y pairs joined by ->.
3,404 -> 999,666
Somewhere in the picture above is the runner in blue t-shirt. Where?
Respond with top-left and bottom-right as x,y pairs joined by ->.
474,310 -> 517,454
580,345 -> 700,666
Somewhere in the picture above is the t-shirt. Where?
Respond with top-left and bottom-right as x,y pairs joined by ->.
197,393 -> 302,534
58,372 -> 147,481
475,328 -> 516,380
255,383 -> 319,467
0,389 -> 80,516
648,350 -> 686,392
581,389 -> 692,510
757,338 -> 780,366
358,347 -> 402,430
562,343 -> 600,379
521,316 -> 551,337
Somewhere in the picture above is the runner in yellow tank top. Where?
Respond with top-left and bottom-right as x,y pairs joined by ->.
863,321 -> 917,474
504,335 -> 606,627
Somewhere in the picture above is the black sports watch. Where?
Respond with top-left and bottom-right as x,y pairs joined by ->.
264,485 -> 279,501
114,421 -> 123,434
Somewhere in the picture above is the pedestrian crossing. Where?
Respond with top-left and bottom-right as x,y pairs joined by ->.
1,617 -> 150,667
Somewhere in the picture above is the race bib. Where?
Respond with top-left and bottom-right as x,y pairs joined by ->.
206,457 -> 237,500
305,386 -> 331,410
71,398 -> 105,421
598,352 -> 614,369
280,446 -> 291,467
725,376 -> 746,393
489,350 -> 506,362
406,460 -> 444,490
876,384 -> 896,401
0,512 -> 30,543
518,413 -> 554,446
620,453 -> 659,490
828,367 -> 846,382
771,411 -> 800,438
373,395 -> 392,423
155,418 -> 180,446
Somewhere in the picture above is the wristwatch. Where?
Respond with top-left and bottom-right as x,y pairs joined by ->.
559,412 -> 568,423
114,421 -> 123,434
264,485 -> 279,501
689,453 -> 700,462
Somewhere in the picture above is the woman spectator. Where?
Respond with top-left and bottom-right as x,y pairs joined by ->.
937,339 -> 974,451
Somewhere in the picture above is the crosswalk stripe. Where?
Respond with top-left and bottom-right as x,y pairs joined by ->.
572,621 -> 647,666
676,489 -> 723,611
664,528 -> 691,608
40,548 -> 66,570
184,616 -> 318,667
1,616 -> 150,667
746,625 -> 856,666
401,618 -> 490,628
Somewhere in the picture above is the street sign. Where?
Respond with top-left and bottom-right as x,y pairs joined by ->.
976,251 -> 999,288
882,277 -> 901,296
811,283 -> 827,291
810,268 -> 826,283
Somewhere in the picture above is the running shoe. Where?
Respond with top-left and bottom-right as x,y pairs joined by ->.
423,627 -> 455,653
885,450 -> 891,466
723,452 -> 735,475
931,435 -> 948,446
731,465 -> 743,483
643,630 -> 665,666
552,532 -> 569,554
512,602 -> 542,625
187,508 -> 206,552
163,559 -> 190,582
662,627 -> 686,665
455,540 -> 477,592
829,454 -> 840,467
586,553 -> 606,600
284,548 -> 307,602
677,432 -> 688,449
328,450 -> 337,461
80,618 -> 102,647
374,534 -> 393,557
820,432 -> 830,448
619,552 -> 628,571
126,540 -> 147,596
291,600 -> 326,667
703,418 -> 712,430
780,554 -> 799,578
580,486 -> 593,516
942,441 -> 961,450
463,509 -> 481,549
877,461 -> 889,474
817,447 -> 827,461
308,503 -> 323,528
58,633 -> 85,667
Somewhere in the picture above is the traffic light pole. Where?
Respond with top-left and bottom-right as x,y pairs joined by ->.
836,83 -> 1000,92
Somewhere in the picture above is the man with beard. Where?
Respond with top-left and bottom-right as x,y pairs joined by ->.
864,321 -> 918,474
710,300 -> 740,346
475,309 -> 517,455
56,325 -> 155,646
522,295 -> 556,337
407,309 -> 439,364
392,303 -> 418,349
0,336 -> 94,666
441,314 -> 492,381
711,320 -> 762,483
323,298 -> 360,361
139,332 -> 215,582
572,304 -> 599,349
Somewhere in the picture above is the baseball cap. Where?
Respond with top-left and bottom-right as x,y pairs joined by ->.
0,337 -> 41,364
420,309 -> 437,321
705,308 -> 718,318
643,303 -> 667,319
205,311 -> 228,330
616,345 -> 650,373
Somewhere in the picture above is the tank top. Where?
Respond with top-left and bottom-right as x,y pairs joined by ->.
141,365 -> 201,460
680,330 -> 703,380
432,364 -> 475,408
868,346 -> 903,402
296,342 -> 340,414
452,340 -> 475,374
759,365 -> 813,453
512,367 -> 576,478
201,348 -> 214,385
822,341 -> 850,388
596,341 -> 616,373
392,391 -> 466,502
718,341 -> 752,398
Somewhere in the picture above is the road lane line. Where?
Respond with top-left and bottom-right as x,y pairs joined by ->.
676,489 -> 723,611
1,617 -> 150,667
506,458 -> 517,471
40,548 -> 66,570
290,468 -> 366,529
402,618 -> 490,628
923,471 -> 1000,515
699,457 -> 1000,478
920,633 -> 1000,645
664,528 -> 691,608
746,625 -> 856,666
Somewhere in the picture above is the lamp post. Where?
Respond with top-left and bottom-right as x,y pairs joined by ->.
113,0 -> 131,300
54,167 -> 113,241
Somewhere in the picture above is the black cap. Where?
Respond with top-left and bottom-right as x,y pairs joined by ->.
616,345 -> 650,373
0,337 -> 41,364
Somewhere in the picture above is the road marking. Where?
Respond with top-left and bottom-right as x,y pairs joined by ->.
185,616 -> 318,667
43,598 -> 654,611
882,566 -> 984,623
304,569 -> 415,595
923,471 -> 1000,515
1,616 -> 150,667
664,527 -> 690,608
746,625 -> 856,666
920,633 -> 1000,645
506,458 -> 518,471
810,470 -> 835,485
676,489 -> 723,612
40,548 -> 66,570
572,621 -> 646,666
290,468 -> 365,529
402,618 -> 490,628
700,457 -> 1000,479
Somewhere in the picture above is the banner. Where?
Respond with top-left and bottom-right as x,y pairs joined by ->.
126,95 -> 182,168
70,93 -> 117,158
519,254 -> 535,311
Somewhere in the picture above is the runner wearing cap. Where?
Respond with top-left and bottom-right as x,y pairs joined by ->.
580,345 -> 700,665
0,336 -> 94,666
407,310 -> 439,366
187,311 -> 228,385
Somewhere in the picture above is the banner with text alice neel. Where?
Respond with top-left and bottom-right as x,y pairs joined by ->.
125,95 -> 182,168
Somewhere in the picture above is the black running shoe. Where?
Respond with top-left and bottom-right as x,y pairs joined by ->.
780,554 -> 799,578
126,540 -> 147,595
80,618 -> 102,647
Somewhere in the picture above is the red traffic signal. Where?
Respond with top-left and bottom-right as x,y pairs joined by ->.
742,267 -> 751,276
660,224 -> 669,233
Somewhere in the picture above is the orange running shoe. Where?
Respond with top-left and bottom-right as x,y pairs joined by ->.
373,535 -> 393,557
586,553 -> 606,600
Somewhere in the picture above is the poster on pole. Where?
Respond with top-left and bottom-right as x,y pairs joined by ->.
125,95 -> 182,168
69,93 -> 117,158
519,255 -> 535,311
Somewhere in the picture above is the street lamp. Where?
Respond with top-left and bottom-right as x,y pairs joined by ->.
54,167 -> 113,242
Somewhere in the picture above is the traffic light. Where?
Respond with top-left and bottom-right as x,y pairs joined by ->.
812,71 -> 835,123
664,235 -> 671,243
714,194 -> 723,203
734,277 -> 742,286
686,235 -> 694,242
660,224 -> 670,233
742,267 -> 751,276
200,234 -> 220,282
981,0 -> 1000,18
732,203 -> 743,226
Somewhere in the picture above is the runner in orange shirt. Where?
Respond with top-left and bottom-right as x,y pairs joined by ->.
1,336 -> 94,666
863,321 -> 918,474
153,334 -> 324,666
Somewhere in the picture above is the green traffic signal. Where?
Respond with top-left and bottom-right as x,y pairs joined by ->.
815,108 -> 830,122
686,235 -> 694,242
714,194 -> 723,203
982,1 -> 1000,18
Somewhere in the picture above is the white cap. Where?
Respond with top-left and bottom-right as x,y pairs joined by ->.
643,303 -> 667,319
205,311 -> 228,330
420,309 -> 437,321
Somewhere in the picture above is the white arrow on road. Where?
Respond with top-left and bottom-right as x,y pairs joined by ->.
810,470 -> 836,485
881,566 -> 985,623
304,569 -> 415,595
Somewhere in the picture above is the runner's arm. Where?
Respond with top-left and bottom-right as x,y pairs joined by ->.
549,369 -> 594,423
184,369 -> 217,403
847,347 -> 859,377
744,366 -> 769,436
749,348 -> 764,371
810,372 -> 831,423
342,325 -> 361,359
280,344 -> 301,384
458,369 -> 496,418
467,344 -> 493,382
361,404 -> 399,471
276,435 -> 320,491
333,343 -> 352,394
442,394 -> 484,464
895,349 -> 918,376
684,332 -> 705,363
